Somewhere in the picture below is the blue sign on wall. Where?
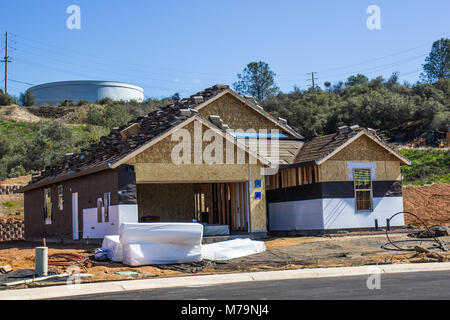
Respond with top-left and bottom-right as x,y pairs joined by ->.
255,192 -> 262,200
255,180 -> 262,188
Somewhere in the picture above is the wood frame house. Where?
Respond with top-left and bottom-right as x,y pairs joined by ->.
21,85 -> 411,241
266,126 -> 411,234
21,85 -> 301,241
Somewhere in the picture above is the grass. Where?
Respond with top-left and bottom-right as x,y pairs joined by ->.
0,199 -> 24,218
399,148 -> 450,186
0,120 -> 38,143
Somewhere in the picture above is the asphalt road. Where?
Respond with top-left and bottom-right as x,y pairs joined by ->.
56,270 -> 450,300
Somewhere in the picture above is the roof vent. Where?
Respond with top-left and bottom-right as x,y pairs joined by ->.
278,117 -> 288,126
244,96 -> 258,105
350,124 -> 360,131
209,115 -> 223,126
337,125 -> 350,135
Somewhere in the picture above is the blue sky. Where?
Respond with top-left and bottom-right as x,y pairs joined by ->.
0,0 -> 449,98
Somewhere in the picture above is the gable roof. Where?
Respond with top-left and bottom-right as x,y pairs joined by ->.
112,115 -> 271,168
21,85 -> 292,192
292,128 -> 411,166
195,89 -> 304,140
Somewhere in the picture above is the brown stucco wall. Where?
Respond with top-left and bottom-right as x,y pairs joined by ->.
24,168 -> 121,241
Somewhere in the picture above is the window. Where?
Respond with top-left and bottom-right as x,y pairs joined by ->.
44,188 -> 52,224
58,185 -> 64,211
103,193 -> 111,223
354,169 -> 373,211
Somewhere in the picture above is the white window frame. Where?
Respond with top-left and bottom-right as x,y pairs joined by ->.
58,185 -> 64,211
353,168 -> 374,213
44,188 -> 52,225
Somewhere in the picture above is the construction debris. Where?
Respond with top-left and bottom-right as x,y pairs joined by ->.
382,212 -> 448,252
408,225 -> 449,238
0,264 -> 12,274
2,272 -> 94,287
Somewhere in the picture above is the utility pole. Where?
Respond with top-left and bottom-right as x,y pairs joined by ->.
307,72 -> 319,89
1,31 -> 11,94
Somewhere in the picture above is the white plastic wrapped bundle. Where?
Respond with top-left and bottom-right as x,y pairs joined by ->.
101,235 -> 123,262
119,223 -> 203,245
202,238 -> 266,261
120,223 -> 204,266
123,243 -> 203,266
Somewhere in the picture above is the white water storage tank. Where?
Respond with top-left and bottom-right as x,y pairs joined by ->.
28,80 -> 145,106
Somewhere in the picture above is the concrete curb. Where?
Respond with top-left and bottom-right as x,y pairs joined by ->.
2,262 -> 450,300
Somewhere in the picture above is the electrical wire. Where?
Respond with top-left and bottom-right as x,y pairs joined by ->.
9,79 -> 34,86
48,253 -> 91,272
381,212 -> 448,252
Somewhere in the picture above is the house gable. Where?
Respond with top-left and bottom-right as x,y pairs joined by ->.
197,91 -> 299,138
328,134 -> 401,162
320,134 -> 403,182
124,117 -> 268,183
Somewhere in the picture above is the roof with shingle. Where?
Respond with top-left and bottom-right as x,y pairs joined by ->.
293,129 -> 362,165
292,127 -> 410,166
25,85 -> 230,189
22,84 -> 303,191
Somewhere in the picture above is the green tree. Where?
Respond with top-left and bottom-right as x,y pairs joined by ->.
421,38 -> 450,82
345,74 -> 369,87
0,89 -> 14,106
19,90 -> 36,107
233,61 -> 279,102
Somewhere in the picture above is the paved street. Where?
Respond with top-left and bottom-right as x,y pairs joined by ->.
56,270 -> 450,300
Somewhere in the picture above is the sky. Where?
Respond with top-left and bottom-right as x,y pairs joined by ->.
0,0 -> 449,99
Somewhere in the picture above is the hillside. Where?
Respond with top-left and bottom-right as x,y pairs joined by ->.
399,148 -> 450,185
0,79 -> 448,185
262,78 -> 449,145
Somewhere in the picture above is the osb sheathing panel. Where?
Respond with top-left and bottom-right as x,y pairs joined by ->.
319,135 -> 402,182
249,164 -> 267,231
129,120 -> 255,165
127,119 -> 267,232
198,93 -> 288,134
134,163 -> 251,183
329,134 -> 400,162
320,160 -> 401,182
136,184 -> 194,222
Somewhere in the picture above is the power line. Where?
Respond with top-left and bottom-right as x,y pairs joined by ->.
10,32 -> 237,79
9,79 -> 34,86
13,57 -> 193,94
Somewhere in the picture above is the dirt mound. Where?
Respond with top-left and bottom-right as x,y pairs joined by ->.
403,183 -> 450,227
0,105 -> 42,123
0,175 -> 31,186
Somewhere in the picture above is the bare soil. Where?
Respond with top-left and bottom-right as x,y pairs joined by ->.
403,183 -> 450,227
0,106 -> 42,123
0,175 -> 31,186
0,233 -> 448,289
0,241 -> 180,284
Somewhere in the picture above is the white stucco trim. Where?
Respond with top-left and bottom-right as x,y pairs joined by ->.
347,162 -> 377,181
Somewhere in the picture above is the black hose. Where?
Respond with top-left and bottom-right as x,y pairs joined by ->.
381,211 -> 447,252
